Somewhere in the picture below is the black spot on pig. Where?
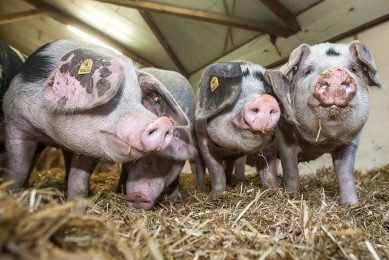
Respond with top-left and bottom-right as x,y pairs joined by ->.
96,78 -> 111,97
20,42 -> 53,83
57,96 -> 68,108
242,68 -> 250,77
99,67 -> 112,78
326,48 -> 340,56
253,71 -> 265,82
79,76 -> 93,94
253,71 -> 272,95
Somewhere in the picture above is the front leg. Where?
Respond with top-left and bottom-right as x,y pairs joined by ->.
256,141 -> 278,188
3,121 -> 38,190
67,154 -> 98,200
277,130 -> 300,196
331,141 -> 359,205
195,120 -> 225,192
224,159 -> 234,186
234,156 -> 246,183
190,154 -> 207,191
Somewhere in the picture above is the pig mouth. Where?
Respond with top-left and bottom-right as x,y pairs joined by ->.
315,105 -> 352,122
100,130 -> 145,159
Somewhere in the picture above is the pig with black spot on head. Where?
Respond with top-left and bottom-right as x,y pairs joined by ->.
194,61 -> 296,192
255,41 -> 383,205
1,40 -> 186,200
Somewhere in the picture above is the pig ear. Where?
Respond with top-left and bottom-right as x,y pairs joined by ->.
349,40 -> 383,88
137,71 -> 189,126
42,48 -> 124,111
281,44 -> 311,80
195,62 -> 243,120
264,70 -> 298,125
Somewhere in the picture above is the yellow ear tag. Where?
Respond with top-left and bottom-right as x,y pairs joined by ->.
78,59 -> 93,75
210,76 -> 219,92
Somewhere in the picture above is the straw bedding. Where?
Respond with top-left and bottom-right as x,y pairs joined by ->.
0,165 -> 388,259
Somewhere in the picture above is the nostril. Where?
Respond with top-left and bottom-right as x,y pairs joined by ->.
148,128 -> 158,136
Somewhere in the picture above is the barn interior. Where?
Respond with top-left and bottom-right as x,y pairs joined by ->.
0,0 -> 388,259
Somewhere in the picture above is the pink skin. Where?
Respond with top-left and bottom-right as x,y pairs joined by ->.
126,177 -> 164,210
117,115 -> 173,153
313,68 -> 356,107
243,94 -> 281,133
126,192 -> 154,209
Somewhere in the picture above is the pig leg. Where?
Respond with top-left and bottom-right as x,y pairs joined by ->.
224,160 -> 234,186
234,156 -> 246,183
277,134 -> 300,196
256,142 -> 278,188
201,149 -> 225,192
191,155 -> 207,191
67,154 -> 98,200
256,153 -> 278,188
4,122 -> 38,189
63,150 -> 72,183
331,143 -> 359,205
116,165 -> 128,194
166,176 -> 180,202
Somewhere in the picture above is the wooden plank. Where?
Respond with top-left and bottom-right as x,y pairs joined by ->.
259,0 -> 300,32
22,0 -> 157,67
94,0 -> 293,37
140,11 -> 188,76
0,9 -> 46,26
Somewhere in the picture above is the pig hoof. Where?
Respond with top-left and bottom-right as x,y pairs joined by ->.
211,185 -> 226,193
285,187 -> 300,198
197,185 -> 209,192
340,197 -> 358,206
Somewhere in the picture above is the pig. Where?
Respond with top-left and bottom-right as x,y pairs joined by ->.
0,42 -> 26,167
257,41 -> 383,205
194,62 -> 296,192
116,67 -> 196,209
1,39 -> 185,200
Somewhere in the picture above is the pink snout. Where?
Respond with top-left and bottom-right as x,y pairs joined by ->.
126,192 -> 154,209
141,116 -> 173,151
243,95 -> 280,133
313,68 -> 356,107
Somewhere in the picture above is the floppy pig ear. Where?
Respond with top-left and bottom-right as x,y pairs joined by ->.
349,40 -> 383,88
137,71 -> 189,126
42,48 -> 124,112
264,70 -> 298,125
281,44 -> 311,80
195,62 -> 243,120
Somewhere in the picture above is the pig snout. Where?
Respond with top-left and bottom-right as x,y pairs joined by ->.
142,116 -> 173,151
313,68 -> 356,107
243,95 -> 280,133
126,192 -> 154,209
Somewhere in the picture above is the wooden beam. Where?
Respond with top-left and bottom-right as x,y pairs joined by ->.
94,0 -> 293,37
140,11 -> 188,77
266,13 -> 389,69
22,0 -> 156,67
0,9 -> 46,26
259,0 -> 300,32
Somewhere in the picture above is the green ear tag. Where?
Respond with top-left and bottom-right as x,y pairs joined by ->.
210,76 -> 219,92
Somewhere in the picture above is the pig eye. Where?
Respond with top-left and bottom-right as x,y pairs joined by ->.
153,96 -> 160,103
304,67 -> 313,76
173,130 -> 180,140
350,65 -> 358,73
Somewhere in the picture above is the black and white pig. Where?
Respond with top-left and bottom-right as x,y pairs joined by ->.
0,41 -> 26,167
257,41 -> 383,205
117,67 -> 196,209
2,40 -> 186,200
194,62 -> 296,192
